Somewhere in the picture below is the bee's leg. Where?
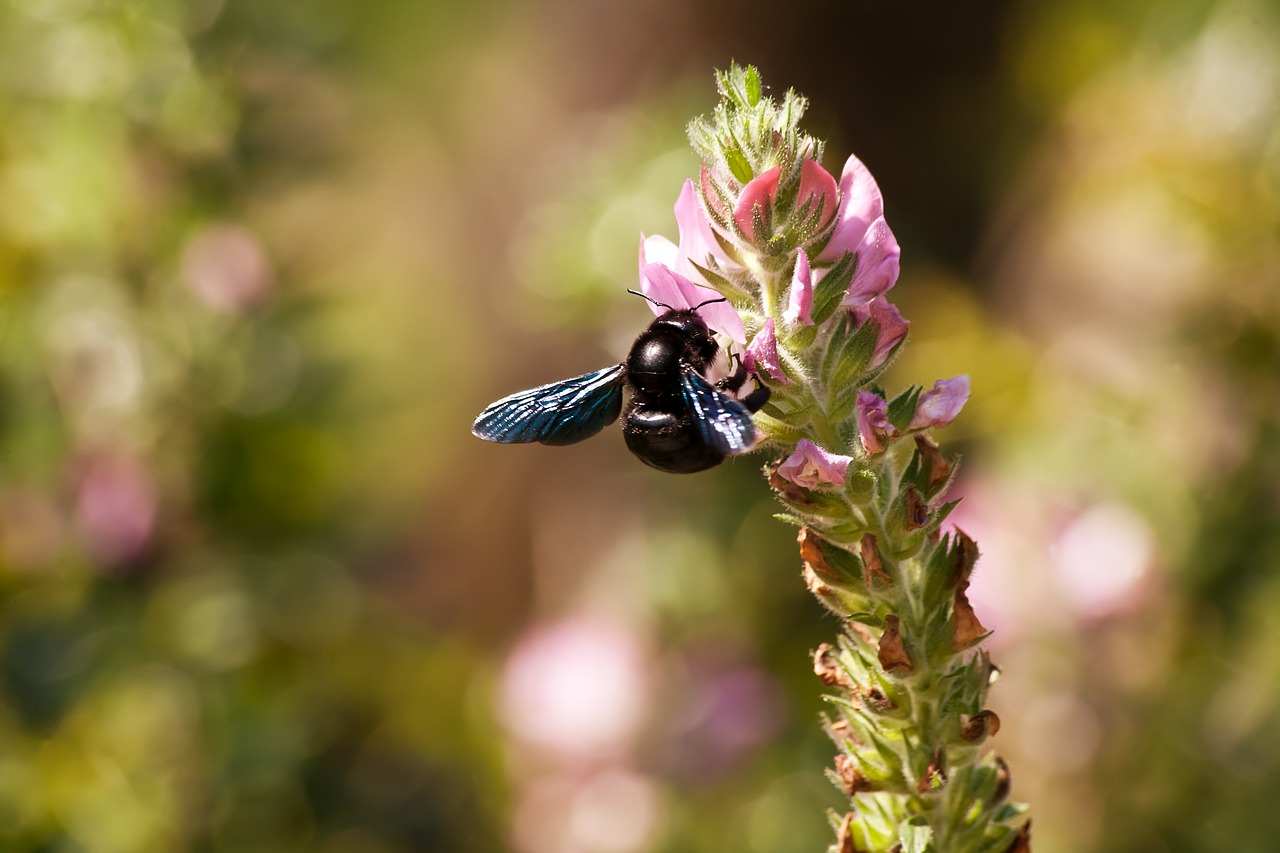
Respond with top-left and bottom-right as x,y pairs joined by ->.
716,354 -> 750,394
739,383 -> 771,413
716,353 -> 771,412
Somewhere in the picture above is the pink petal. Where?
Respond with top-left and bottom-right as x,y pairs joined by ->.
851,296 -> 909,369
782,250 -> 814,327
639,262 -> 746,344
797,159 -> 839,231
640,181 -> 731,289
672,179 -> 725,275
855,391 -> 897,454
776,439 -> 852,489
844,217 -> 900,305
819,153 -> 886,263
733,166 -> 781,239
744,318 -> 788,383
640,233 -> 678,270
909,375 -> 970,430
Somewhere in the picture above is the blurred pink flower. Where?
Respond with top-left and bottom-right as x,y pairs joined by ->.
637,262 -> 745,344
1050,502 -> 1154,619
776,439 -> 852,488
909,376 -> 970,430
783,249 -> 814,327
656,660 -> 785,784
744,318 -> 787,383
72,452 -> 157,567
856,391 -> 897,454
850,296 -> 909,369
498,617 -> 650,761
181,224 -> 274,313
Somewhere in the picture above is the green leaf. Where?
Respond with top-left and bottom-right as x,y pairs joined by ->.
823,313 -> 881,394
744,65 -> 761,106
887,386 -> 922,430
810,252 -> 857,325
897,817 -> 934,853
688,261 -> 753,304
726,148 -> 754,185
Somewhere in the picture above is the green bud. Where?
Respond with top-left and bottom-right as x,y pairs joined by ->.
845,469 -> 876,505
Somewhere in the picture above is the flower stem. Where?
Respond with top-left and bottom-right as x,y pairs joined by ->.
679,64 -> 1030,852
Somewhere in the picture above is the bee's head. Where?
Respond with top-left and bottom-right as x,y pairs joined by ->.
628,289 -> 722,338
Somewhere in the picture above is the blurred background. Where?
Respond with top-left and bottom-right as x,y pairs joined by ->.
1,0 -> 1277,851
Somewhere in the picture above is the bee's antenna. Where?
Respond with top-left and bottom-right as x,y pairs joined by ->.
692,296 -> 728,310
627,288 -> 674,311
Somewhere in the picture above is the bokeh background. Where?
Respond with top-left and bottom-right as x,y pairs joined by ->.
1,0 -> 1278,851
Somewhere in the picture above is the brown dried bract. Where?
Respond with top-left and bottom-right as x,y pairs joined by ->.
803,563 -> 836,600
863,684 -> 896,713
961,710 -> 1001,741
916,748 -> 946,794
1005,820 -> 1032,853
953,583 -> 988,651
950,528 -> 979,588
836,812 -> 864,853
878,615 -> 914,673
814,643 -> 850,687
798,527 -> 837,581
994,755 -> 1011,802
834,753 -> 875,794
859,533 -> 892,586
904,486 -> 929,531
914,434 -> 952,493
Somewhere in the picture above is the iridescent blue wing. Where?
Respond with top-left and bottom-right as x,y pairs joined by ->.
680,369 -> 757,456
472,364 -> 626,446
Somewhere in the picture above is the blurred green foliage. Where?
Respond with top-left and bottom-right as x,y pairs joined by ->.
0,0 -> 1278,852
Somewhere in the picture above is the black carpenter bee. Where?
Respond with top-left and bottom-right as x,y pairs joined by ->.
471,294 -> 770,473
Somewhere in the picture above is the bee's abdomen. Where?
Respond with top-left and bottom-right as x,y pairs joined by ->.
621,403 -> 723,473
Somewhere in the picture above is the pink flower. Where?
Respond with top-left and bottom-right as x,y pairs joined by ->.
855,391 -> 897,454
181,224 -> 274,313
812,154 -> 900,305
743,318 -> 787,383
818,154 -> 886,263
843,216 -> 900,305
731,160 -> 839,246
782,250 -> 814,327
796,159 -> 840,232
498,617 -> 650,760
776,439 -> 852,488
909,376 -> 970,430
732,166 -> 781,239
641,179 -> 728,285
73,452 -> 157,567
1050,503 -> 1154,619
851,296 -> 909,369
638,262 -> 746,344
